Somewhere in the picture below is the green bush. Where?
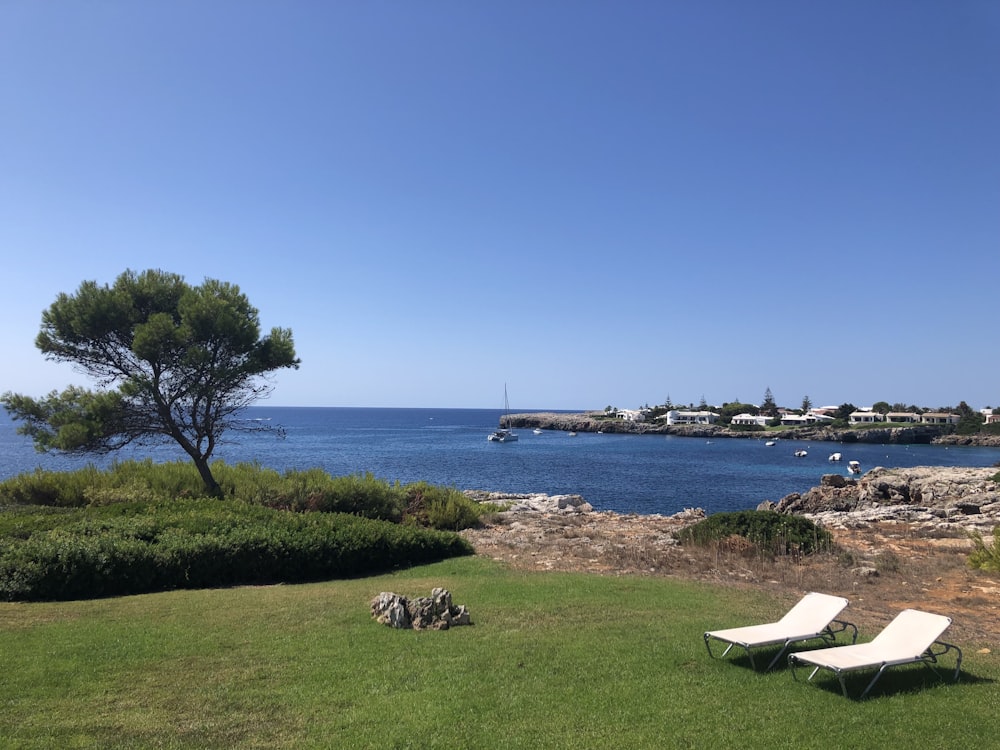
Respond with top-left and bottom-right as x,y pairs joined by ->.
0,462 -> 475,528
401,482 -> 491,530
968,527 -> 1000,572
288,470 -> 407,522
675,510 -> 833,556
0,499 -> 473,601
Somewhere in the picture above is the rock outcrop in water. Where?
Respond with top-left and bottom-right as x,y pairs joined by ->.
763,466 -> 1000,532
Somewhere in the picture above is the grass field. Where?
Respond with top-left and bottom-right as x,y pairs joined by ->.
1,557 -> 995,749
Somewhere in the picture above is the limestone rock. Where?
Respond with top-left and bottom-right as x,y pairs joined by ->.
371,588 -> 472,630
463,490 -> 593,514
777,466 -> 1000,534
370,592 -> 411,629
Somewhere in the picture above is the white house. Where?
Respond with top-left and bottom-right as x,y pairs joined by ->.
664,410 -> 720,426
920,412 -> 960,425
730,413 -> 770,427
885,412 -> 921,423
616,409 -> 646,422
849,411 -> 885,424
780,411 -> 835,426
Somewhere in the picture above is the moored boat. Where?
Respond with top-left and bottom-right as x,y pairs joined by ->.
488,384 -> 518,442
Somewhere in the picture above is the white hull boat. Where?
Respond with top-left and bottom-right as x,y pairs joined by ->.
488,385 -> 518,442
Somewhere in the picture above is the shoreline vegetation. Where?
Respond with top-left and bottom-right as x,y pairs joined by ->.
507,412 -> 1000,447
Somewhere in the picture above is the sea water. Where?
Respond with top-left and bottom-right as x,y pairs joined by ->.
2,407 -> 998,516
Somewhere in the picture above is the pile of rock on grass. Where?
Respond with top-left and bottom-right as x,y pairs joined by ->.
371,587 -> 471,630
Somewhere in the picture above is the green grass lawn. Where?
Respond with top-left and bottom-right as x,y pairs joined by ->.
1,557 -> 995,749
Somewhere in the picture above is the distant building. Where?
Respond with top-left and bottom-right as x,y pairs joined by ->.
920,412 -> 960,425
885,412 -> 921,423
616,409 -> 646,422
780,411 -> 835,426
731,413 -> 770,427
849,411 -> 885,424
663,410 -> 720,426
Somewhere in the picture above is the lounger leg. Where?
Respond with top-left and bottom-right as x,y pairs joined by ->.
859,664 -> 890,700
765,643 -> 790,672
838,674 -> 849,699
703,633 -> 717,660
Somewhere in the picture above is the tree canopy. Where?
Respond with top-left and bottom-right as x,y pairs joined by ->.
2,269 -> 300,494
761,387 -> 777,417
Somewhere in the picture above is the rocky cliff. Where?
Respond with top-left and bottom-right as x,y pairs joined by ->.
765,466 -> 1000,532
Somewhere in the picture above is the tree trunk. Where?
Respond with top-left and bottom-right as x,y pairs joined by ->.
192,455 -> 222,498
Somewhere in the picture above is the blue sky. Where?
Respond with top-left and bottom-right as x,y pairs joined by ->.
2,1 -> 998,411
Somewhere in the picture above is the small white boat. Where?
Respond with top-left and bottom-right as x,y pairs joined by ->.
765,440 -> 777,447
794,450 -> 808,457
848,460 -> 862,474
568,431 -> 577,437
533,428 -> 543,435
829,452 -> 842,462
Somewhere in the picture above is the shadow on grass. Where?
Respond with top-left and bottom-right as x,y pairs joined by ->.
793,663 -> 994,701
709,641 -> 853,674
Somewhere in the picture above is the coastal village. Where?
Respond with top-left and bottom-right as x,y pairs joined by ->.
612,404 -> 995,429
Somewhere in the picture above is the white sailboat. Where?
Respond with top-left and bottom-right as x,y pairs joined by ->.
488,385 -> 518,442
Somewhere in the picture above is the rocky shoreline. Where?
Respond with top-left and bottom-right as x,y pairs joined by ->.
507,412 -> 1000,447
466,465 -> 1000,534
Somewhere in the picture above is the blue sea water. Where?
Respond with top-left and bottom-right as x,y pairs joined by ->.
2,407 -> 999,516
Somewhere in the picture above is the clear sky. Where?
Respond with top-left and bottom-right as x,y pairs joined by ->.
2,1 -> 998,411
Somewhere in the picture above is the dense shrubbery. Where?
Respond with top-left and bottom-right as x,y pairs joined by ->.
0,498 -> 473,601
675,510 -> 833,556
968,527 -> 1000,572
0,461 -> 493,531
0,462 -> 493,601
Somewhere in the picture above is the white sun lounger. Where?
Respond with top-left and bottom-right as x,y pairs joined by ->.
788,608 -> 963,699
704,592 -> 857,671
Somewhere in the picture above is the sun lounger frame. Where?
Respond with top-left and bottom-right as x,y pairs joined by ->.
788,609 -> 963,699
703,592 -> 858,672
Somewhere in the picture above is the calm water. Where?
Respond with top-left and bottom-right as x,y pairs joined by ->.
2,407 -> 998,516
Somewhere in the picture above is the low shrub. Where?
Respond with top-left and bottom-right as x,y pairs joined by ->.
402,482 -> 492,530
0,463 -> 484,529
675,510 -> 833,556
0,499 -> 473,601
968,527 -> 1000,572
